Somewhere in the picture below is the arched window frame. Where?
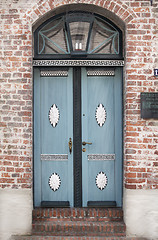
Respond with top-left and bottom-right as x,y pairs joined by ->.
34,11 -> 123,60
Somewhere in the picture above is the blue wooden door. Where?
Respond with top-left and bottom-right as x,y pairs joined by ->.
82,67 -> 122,207
34,66 -> 122,207
34,68 -> 73,207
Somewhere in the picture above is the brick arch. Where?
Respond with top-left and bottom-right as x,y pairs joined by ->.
28,0 -> 157,191
28,0 -> 134,189
25,0 -> 137,28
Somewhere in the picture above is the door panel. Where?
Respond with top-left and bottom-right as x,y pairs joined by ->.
34,66 -> 122,207
34,68 -> 73,207
82,67 -> 122,207
88,161 -> 115,201
83,69 -> 115,154
41,75 -> 69,155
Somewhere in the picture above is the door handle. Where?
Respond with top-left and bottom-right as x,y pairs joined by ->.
68,138 -> 72,154
82,141 -> 92,146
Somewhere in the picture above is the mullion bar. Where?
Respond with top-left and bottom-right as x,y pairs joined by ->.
73,67 -> 82,207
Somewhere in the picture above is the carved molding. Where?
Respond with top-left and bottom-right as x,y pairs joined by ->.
95,103 -> 107,127
87,69 -> 115,76
49,173 -> 61,191
33,60 -> 124,67
41,70 -> 68,77
95,171 -> 108,190
88,154 -> 115,161
41,154 -> 68,161
49,104 -> 60,128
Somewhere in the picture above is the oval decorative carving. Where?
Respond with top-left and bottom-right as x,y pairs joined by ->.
95,171 -> 108,190
95,103 -> 107,127
49,104 -> 60,127
49,173 -> 61,191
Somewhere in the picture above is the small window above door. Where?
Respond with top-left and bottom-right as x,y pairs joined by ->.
34,12 -> 123,60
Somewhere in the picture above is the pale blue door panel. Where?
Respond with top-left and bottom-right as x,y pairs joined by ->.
88,161 -> 115,201
42,161 -> 68,201
34,66 -> 122,207
86,73 -> 114,154
82,67 -> 122,207
34,68 -> 42,207
41,76 -> 68,154
34,68 -> 73,207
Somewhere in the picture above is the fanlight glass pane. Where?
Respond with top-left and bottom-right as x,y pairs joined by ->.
88,18 -> 119,54
69,22 -> 90,51
36,13 -> 120,56
38,17 -> 69,54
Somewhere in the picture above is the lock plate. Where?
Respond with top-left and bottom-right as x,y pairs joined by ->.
68,138 -> 72,154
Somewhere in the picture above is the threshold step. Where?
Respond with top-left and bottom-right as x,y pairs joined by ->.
33,208 -> 123,222
11,236 -> 146,240
11,235 -> 146,240
32,221 -> 126,236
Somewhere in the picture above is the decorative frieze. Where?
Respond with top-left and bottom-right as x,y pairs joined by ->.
40,70 -> 68,77
41,154 -> 68,161
88,154 -> 115,161
87,69 -> 115,76
33,60 -> 124,67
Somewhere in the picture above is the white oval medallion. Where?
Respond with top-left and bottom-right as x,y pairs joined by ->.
95,171 -> 108,190
49,173 -> 61,191
49,104 -> 60,127
95,104 -> 106,127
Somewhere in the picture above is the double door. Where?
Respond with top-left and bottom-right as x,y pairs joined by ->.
34,66 -> 122,207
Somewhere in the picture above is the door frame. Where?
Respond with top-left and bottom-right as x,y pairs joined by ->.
81,66 -> 123,207
33,60 -> 124,207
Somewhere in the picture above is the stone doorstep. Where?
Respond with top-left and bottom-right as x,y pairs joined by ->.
31,208 -> 125,237
32,221 -> 126,236
11,236 -> 147,240
32,208 -> 124,222
11,208 -> 127,239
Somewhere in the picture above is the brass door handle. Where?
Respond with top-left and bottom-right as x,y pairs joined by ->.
82,141 -> 92,146
68,138 -> 72,154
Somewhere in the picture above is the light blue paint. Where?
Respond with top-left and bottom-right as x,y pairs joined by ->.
34,66 -> 123,207
34,68 -> 42,207
88,161 -> 115,201
42,161 -> 68,201
82,67 -> 122,207
34,68 -> 73,207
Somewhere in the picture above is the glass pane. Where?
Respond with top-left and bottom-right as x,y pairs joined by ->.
69,22 -> 90,51
38,17 -> 69,54
36,13 -> 121,56
88,18 -> 119,54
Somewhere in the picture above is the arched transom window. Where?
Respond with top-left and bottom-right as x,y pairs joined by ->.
34,12 -> 122,59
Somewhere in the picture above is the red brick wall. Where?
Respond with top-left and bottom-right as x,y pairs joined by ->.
124,0 -> 158,190
0,0 -> 158,190
0,3 -> 33,189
